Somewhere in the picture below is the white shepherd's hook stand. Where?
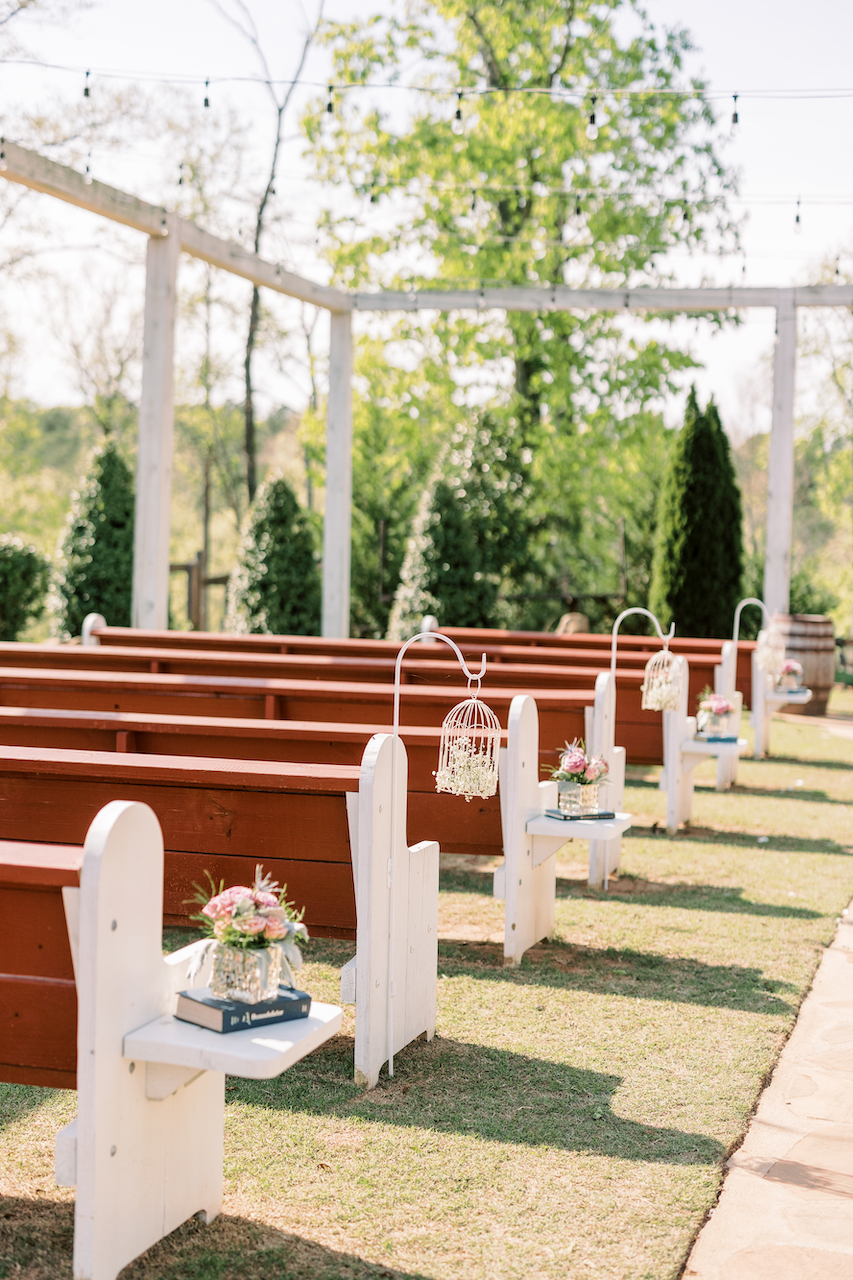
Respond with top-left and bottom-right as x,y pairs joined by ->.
387,631 -> 487,1078
610,607 -> 673,676
732,597 -> 769,643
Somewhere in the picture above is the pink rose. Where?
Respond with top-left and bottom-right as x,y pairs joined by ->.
263,917 -> 287,940
233,914 -> 267,935
560,746 -> 587,775
585,756 -> 609,783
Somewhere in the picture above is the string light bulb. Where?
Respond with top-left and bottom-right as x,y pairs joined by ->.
84,151 -> 92,185
204,79 -> 210,109
178,162 -> 184,187
795,197 -> 801,232
83,70 -> 90,99
0,139 -> 6,173
326,85 -> 334,114
731,93 -> 739,136
585,96 -> 598,141
451,92 -> 464,135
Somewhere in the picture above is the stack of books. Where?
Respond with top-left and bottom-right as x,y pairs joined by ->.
175,984 -> 312,1034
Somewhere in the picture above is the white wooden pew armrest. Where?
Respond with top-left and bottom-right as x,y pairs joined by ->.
765,688 -> 813,706
525,812 -> 632,861
123,1001 -> 342,1085
680,737 -> 749,759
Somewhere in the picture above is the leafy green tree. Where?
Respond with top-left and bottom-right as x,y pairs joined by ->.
305,0 -> 734,628
225,474 -> 320,635
49,440 -> 135,638
0,534 -> 49,640
649,390 -> 743,637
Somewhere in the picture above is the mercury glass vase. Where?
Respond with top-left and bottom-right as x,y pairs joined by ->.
778,674 -> 802,691
210,943 -> 281,1004
557,781 -> 600,816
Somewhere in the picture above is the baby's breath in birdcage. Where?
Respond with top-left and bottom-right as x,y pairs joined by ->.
756,626 -> 785,676
434,692 -> 501,802
640,644 -> 682,711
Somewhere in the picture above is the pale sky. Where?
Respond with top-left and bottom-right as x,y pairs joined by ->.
1,0 -> 852,433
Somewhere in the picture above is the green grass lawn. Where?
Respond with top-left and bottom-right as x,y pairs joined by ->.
2,705 -> 852,1280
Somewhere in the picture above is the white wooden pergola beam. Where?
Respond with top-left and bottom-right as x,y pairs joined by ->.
0,140 -> 350,310
352,284 -> 853,312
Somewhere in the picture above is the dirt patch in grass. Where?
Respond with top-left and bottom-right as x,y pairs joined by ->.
2,715 -> 852,1280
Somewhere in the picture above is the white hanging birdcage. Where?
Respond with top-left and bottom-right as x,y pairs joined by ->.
756,626 -> 785,676
641,643 -> 682,712
435,689 -> 501,802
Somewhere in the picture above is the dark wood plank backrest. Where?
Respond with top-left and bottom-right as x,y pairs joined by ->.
0,839 -> 82,1089
0,710 -> 508,860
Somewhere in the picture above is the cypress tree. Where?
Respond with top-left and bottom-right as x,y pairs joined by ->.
225,473 -> 321,635
649,390 -> 744,638
50,440 -> 135,638
0,536 -> 49,641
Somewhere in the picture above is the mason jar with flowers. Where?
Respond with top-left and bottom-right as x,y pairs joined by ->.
188,866 -> 308,1004
696,690 -> 736,740
777,659 -> 803,692
549,740 -> 609,815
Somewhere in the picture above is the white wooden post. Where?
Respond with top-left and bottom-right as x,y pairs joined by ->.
497,696 -> 556,966
342,733 -> 438,1089
715,640 -> 737,790
55,799 -> 342,1278
322,310 -> 354,638
764,292 -> 797,615
586,672 -> 626,883
132,215 -> 180,630
63,800 -> 223,1280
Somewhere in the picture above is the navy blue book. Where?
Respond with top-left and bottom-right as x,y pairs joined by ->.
175,984 -> 311,1034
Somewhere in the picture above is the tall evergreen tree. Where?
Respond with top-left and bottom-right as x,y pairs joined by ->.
388,414 -> 533,634
0,535 -> 49,641
50,440 -> 134,638
225,474 -> 321,635
649,390 -> 743,637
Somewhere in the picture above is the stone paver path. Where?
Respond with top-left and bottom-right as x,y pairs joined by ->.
684,905 -> 853,1279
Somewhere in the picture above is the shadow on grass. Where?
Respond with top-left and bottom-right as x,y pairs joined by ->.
0,1082 -> 56,1134
692,784 -> 846,805
432,940 -> 797,1015
664,826 -> 852,856
306,934 -> 796,1017
438,867 -> 822,918
238,1033 -> 726,1170
762,754 -> 853,773
0,1196 -> 430,1280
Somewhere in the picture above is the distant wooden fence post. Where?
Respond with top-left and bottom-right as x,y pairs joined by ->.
132,214 -> 180,630
323,310 -> 354,638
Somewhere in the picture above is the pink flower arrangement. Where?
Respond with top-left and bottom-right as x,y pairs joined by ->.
550,739 -> 610,785
698,693 -> 734,717
781,659 -> 803,677
190,865 -> 308,952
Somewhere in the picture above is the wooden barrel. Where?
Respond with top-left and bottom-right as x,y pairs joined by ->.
773,614 -> 836,716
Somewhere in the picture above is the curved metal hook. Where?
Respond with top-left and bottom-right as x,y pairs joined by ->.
732,597 -> 769,645
610,606 -> 671,676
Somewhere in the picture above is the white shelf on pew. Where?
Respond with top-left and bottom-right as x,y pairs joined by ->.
526,812 -> 632,841
681,737 -> 748,757
124,1000 -> 343,1080
765,688 -> 813,706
